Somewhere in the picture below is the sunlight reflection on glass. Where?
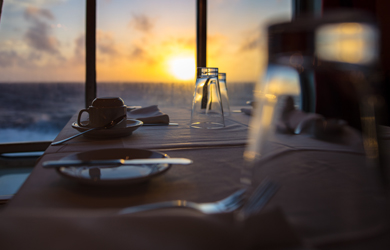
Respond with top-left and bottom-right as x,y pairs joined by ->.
244,65 -> 300,163
316,22 -> 378,64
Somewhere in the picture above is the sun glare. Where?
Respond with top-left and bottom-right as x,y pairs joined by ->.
168,57 -> 195,81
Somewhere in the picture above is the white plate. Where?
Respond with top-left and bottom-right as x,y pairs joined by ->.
56,148 -> 171,186
71,119 -> 143,139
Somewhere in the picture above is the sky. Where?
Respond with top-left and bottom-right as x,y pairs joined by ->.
0,0 -> 291,83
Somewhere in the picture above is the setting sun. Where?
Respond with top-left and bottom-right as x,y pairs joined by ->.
168,57 -> 195,81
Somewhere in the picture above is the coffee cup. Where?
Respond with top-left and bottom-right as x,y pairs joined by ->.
77,97 -> 127,128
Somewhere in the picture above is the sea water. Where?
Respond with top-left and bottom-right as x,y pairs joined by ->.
0,82 -> 254,143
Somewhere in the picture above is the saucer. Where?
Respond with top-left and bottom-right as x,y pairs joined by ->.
56,148 -> 171,186
71,119 -> 143,139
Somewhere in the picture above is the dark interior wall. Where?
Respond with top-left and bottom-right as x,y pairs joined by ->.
321,0 -> 390,125
322,0 -> 376,11
376,0 -> 390,125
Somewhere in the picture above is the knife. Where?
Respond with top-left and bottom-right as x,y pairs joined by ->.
43,158 -> 192,168
142,123 -> 179,126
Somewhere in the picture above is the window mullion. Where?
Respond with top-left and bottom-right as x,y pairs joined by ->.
86,0 -> 97,108
196,0 -> 207,67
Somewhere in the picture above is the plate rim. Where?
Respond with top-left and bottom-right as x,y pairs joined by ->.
55,148 -> 171,186
71,119 -> 143,139
71,118 -> 143,131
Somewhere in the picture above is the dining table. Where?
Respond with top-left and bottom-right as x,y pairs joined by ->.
1,105 -> 389,250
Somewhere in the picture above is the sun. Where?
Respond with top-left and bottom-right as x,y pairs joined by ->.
168,57 -> 195,81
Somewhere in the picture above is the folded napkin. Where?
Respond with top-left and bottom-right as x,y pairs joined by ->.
276,96 -> 362,144
128,105 -> 170,124
277,96 -> 327,135
241,108 -> 252,116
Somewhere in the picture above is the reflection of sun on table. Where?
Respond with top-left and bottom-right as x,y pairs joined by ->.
168,57 -> 195,81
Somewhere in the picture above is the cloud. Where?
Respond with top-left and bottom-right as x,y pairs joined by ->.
162,37 -> 195,49
72,34 -> 85,64
240,36 -> 260,51
97,30 -> 118,56
24,6 -> 54,21
206,33 -> 228,57
74,35 -> 85,55
23,7 -> 60,54
239,29 -> 264,52
131,46 -> 147,59
128,44 -> 155,65
129,13 -> 154,33
0,51 -> 19,67
9,0 -> 66,8
0,49 -> 40,69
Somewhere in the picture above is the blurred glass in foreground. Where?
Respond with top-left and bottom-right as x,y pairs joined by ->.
245,11 -> 383,167
240,11 -> 389,240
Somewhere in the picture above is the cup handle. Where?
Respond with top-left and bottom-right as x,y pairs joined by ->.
77,109 -> 89,127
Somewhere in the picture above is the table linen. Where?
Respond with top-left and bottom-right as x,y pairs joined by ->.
45,107 -> 250,155
1,106 -> 389,249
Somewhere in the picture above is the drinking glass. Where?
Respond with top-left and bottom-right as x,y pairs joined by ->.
218,73 -> 231,116
245,12 -> 383,167
190,67 -> 225,129
240,12 -> 389,234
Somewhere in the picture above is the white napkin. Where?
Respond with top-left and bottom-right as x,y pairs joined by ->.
276,96 -> 361,145
128,105 -> 170,124
241,108 -> 253,116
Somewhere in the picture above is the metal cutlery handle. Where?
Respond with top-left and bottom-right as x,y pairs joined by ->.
51,127 -> 96,146
51,115 -> 126,146
118,201 -> 190,215
43,158 -> 193,168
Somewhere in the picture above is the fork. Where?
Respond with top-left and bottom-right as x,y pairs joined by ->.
236,177 -> 279,220
118,188 -> 246,215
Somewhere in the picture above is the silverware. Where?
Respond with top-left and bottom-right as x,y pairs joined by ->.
51,115 -> 126,146
42,158 -> 193,168
237,177 -> 279,220
118,189 -> 246,215
142,123 -> 179,126
126,106 -> 142,111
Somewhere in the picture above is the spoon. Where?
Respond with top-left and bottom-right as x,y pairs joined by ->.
51,115 -> 127,146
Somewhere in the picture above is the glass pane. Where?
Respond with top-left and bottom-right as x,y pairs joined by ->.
96,0 -> 196,107
0,0 -> 85,143
208,0 -> 292,105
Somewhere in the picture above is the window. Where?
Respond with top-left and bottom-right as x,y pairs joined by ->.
208,0 -> 291,105
96,0 -> 196,107
0,0 -> 292,144
0,0 -> 85,143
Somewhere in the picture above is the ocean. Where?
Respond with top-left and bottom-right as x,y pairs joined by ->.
0,82 -> 255,143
